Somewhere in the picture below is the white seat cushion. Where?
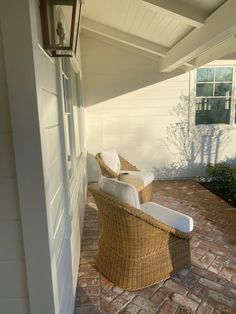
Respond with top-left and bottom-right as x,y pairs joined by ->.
100,149 -> 121,174
98,176 -> 140,209
140,202 -> 193,233
119,170 -> 154,187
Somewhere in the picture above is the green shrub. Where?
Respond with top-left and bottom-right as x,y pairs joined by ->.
206,162 -> 236,203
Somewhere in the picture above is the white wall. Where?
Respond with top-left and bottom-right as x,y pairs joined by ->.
0,0 -> 87,313
29,1 -> 87,313
81,33 -> 236,180
0,26 -> 29,314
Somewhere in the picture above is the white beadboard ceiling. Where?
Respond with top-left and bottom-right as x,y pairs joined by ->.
81,0 -> 236,73
82,0 -> 193,48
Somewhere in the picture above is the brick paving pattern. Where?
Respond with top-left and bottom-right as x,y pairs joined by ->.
75,180 -> 236,313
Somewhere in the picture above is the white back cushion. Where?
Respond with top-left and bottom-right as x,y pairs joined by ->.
98,176 -> 140,209
100,149 -> 121,174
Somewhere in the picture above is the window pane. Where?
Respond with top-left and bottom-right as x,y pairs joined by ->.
71,70 -> 81,158
65,116 -> 72,164
62,58 -> 69,76
215,83 -> 232,96
62,59 -> 73,178
196,98 -> 230,124
210,98 -> 230,123
215,67 -> 233,82
196,83 -> 213,96
196,98 -> 211,111
62,76 -> 70,113
197,68 -> 214,82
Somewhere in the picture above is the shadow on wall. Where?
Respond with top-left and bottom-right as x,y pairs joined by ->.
153,93 -> 231,179
154,162 -> 206,179
84,70 -> 184,107
81,33 -> 185,107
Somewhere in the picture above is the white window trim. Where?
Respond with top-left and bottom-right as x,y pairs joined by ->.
191,65 -> 236,128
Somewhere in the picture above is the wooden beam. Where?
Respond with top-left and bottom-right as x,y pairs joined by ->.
220,51 -> 236,60
81,29 -> 162,62
80,17 -> 168,57
160,0 -> 236,72
194,37 -> 236,68
142,0 -> 206,28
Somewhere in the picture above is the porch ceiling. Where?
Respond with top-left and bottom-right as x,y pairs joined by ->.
81,0 -> 236,73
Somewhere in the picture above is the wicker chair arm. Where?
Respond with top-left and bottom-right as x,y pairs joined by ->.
89,186 -> 192,240
119,154 -> 139,171
95,153 -> 118,178
132,207 -> 192,240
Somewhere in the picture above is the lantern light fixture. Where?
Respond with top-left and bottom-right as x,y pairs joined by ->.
39,0 -> 82,57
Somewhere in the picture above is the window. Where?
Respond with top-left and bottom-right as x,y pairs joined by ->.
61,59 -> 73,178
195,67 -> 233,125
70,69 -> 81,160
61,59 -> 82,179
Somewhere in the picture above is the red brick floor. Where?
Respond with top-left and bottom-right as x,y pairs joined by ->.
75,180 -> 236,313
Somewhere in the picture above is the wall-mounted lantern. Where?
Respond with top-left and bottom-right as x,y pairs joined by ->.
39,0 -> 82,57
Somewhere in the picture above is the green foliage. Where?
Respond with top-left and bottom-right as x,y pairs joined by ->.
206,162 -> 236,203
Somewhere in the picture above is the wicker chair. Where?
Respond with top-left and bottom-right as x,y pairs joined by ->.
89,184 -> 192,291
95,152 -> 153,203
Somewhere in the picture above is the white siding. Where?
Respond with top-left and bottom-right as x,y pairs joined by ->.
82,34 -> 236,180
28,1 -> 87,313
34,48 -> 79,314
70,152 -> 87,284
0,29 -> 29,314
0,0 -> 87,312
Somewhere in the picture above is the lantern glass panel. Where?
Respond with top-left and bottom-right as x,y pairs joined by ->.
53,5 -> 73,49
40,0 -> 81,57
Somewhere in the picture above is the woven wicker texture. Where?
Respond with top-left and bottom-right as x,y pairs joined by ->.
118,154 -> 139,172
89,185 -> 192,291
95,153 -> 139,178
95,153 -> 152,202
95,153 -> 118,178
140,183 -> 152,203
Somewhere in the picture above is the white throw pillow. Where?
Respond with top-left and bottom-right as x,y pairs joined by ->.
100,149 -> 121,174
98,176 -> 140,209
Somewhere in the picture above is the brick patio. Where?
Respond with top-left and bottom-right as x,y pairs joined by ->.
75,180 -> 236,314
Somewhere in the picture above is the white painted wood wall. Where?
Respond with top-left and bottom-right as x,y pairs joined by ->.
0,0 -> 87,313
0,27 -> 29,314
82,34 -> 236,181
28,2 -> 87,313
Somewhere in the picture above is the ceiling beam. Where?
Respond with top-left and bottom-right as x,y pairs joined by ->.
220,52 -> 236,60
80,17 -> 168,57
81,29 -> 162,62
160,0 -> 236,73
194,37 -> 236,68
142,0 -> 206,28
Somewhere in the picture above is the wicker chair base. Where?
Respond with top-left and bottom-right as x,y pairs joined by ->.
139,183 -> 152,203
96,239 -> 190,291
89,185 -> 192,291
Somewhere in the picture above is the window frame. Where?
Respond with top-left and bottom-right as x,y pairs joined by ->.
70,67 -> 83,165
61,58 -> 83,182
194,65 -> 236,126
61,59 -> 74,179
